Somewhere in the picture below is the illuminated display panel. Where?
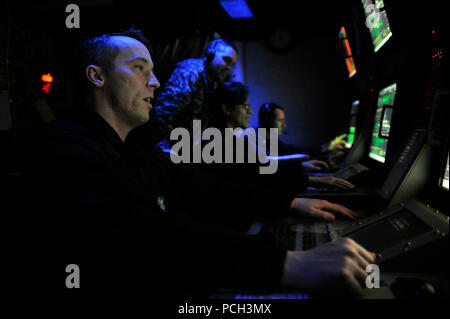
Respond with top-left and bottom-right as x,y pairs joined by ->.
348,118 -> 357,146
440,153 -> 449,190
345,57 -> 357,78
339,26 -> 357,78
369,83 -> 397,163
361,0 -> 393,52
347,100 -> 359,147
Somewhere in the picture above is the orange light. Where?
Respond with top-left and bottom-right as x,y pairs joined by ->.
345,57 -> 356,77
344,39 -> 352,57
41,73 -> 53,83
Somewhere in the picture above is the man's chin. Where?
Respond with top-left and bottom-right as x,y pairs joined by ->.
217,73 -> 230,83
216,77 -> 226,84
135,116 -> 150,128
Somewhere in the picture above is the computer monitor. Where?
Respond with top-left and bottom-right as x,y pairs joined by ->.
368,83 -> 397,163
361,0 -> 393,53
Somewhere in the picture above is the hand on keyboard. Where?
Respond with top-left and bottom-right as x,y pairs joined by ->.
302,160 -> 330,172
291,198 -> 361,221
281,238 -> 377,297
308,176 -> 355,190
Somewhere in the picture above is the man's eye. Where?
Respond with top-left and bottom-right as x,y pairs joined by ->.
135,65 -> 144,71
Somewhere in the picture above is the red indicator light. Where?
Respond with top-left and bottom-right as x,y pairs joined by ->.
42,83 -> 51,94
41,73 -> 53,83
339,26 -> 347,40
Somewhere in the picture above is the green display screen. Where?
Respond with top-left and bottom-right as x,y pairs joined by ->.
369,83 -> 397,163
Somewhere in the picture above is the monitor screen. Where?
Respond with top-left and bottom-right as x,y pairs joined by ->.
440,152 -> 449,190
369,83 -> 397,163
361,0 -> 393,53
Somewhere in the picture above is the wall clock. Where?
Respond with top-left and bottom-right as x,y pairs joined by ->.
267,25 -> 295,53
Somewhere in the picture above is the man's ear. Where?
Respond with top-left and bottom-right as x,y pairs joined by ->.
221,103 -> 230,115
85,65 -> 105,88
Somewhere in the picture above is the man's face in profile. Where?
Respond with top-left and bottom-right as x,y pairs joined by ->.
271,108 -> 287,136
208,44 -> 237,83
227,96 -> 252,129
103,36 -> 160,130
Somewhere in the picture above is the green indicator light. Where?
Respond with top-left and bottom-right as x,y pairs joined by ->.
349,127 -> 356,133
348,134 -> 355,145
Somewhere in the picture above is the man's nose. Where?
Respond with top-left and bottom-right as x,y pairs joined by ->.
147,73 -> 160,89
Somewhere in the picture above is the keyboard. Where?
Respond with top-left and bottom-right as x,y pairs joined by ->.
333,163 -> 369,180
210,292 -> 310,299
257,222 -> 333,251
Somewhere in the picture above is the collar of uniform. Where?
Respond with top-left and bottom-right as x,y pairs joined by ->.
72,105 -> 125,150
202,57 -> 217,92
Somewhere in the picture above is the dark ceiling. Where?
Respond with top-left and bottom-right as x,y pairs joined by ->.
7,0 -> 353,43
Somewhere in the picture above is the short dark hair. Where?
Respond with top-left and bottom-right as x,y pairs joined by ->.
210,81 -> 248,128
258,102 -> 284,128
73,27 -> 150,106
203,38 -> 238,62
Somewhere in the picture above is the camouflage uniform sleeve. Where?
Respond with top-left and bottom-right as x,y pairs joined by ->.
153,61 -> 200,139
